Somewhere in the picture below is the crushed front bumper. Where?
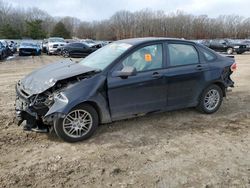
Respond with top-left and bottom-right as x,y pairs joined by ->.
15,86 -> 50,133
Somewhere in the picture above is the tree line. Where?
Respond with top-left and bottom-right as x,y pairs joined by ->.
0,0 -> 250,40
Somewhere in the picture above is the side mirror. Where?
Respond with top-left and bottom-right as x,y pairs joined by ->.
113,66 -> 136,78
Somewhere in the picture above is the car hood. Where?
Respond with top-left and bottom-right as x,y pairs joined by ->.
19,60 -> 98,95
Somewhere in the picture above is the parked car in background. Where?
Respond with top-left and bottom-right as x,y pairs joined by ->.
47,37 -> 66,55
19,41 -> 41,56
58,42 -> 97,58
8,41 -> 17,54
241,40 -> 250,51
15,38 -> 236,142
206,39 -> 247,54
0,40 -> 12,56
0,41 -> 8,60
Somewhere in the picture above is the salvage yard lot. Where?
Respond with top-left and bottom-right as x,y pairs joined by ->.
0,54 -> 250,187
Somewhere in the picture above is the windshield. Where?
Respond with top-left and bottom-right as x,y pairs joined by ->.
79,42 -> 132,70
21,42 -> 38,47
49,38 -> 65,43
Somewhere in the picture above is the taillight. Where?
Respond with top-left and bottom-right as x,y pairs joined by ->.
230,62 -> 237,72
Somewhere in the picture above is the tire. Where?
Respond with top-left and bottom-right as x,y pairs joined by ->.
42,47 -> 47,53
197,84 -> 223,114
54,104 -> 99,142
62,50 -> 70,58
227,48 -> 233,55
236,52 -> 243,54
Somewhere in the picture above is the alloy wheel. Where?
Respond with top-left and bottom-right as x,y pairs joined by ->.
62,109 -> 93,138
204,89 -> 220,111
62,50 -> 70,58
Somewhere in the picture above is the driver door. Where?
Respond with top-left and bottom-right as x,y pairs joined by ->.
107,43 -> 167,120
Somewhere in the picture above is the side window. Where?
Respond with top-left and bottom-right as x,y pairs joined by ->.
74,43 -> 83,47
168,44 -> 199,67
200,48 -> 216,61
121,44 -> 163,72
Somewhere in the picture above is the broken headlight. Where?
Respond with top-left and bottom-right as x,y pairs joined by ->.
30,92 -> 54,107
54,92 -> 68,103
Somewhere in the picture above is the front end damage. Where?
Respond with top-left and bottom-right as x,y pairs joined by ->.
15,81 -> 63,132
15,66 -> 101,133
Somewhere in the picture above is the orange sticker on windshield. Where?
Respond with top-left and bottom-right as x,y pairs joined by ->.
145,54 -> 152,62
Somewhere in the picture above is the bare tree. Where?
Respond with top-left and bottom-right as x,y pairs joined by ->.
1,0 -> 250,40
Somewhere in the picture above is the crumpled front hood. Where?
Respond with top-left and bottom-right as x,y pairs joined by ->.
20,60 -> 97,95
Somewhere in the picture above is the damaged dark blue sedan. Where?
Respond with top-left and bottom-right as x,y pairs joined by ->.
15,38 -> 236,142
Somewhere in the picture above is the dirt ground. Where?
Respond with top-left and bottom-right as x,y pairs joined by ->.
0,53 -> 249,188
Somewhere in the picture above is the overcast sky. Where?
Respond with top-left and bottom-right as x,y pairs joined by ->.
10,0 -> 250,21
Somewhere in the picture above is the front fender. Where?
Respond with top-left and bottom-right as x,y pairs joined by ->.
44,75 -> 112,124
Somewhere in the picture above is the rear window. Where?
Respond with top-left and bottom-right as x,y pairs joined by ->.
168,43 -> 199,67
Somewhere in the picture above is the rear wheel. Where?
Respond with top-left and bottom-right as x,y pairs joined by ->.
54,104 -> 98,142
197,84 -> 223,114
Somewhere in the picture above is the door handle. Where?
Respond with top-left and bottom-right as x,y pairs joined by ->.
152,72 -> 163,78
196,65 -> 203,71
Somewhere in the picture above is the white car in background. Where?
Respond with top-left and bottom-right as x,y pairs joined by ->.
46,37 -> 67,55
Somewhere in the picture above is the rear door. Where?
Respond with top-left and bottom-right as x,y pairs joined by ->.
81,44 -> 93,56
107,43 -> 168,120
73,43 -> 84,56
165,42 -> 209,108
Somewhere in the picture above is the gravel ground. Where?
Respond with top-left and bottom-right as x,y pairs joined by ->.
0,53 -> 249,188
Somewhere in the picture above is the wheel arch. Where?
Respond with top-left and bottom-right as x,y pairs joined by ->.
196,82 -> 224,113
78,101 -> 102,124
213,81 -> 226,97
197,81 -> 226,104
44,97 -> 112,125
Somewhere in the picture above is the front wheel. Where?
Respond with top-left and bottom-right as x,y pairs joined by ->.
54,104 -> 99,142
197,84 -> 223,114
62,50 -> 70,58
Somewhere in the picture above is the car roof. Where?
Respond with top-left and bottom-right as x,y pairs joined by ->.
116,37 -> 194,46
